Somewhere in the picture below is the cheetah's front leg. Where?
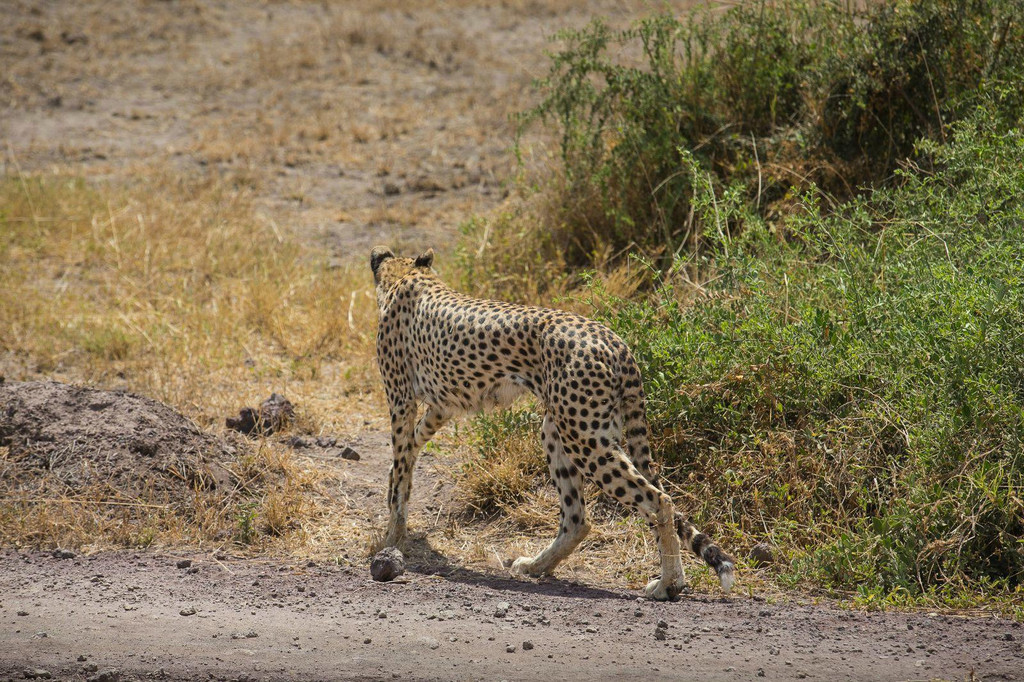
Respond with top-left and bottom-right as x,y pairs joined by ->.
384,402 -> 449,547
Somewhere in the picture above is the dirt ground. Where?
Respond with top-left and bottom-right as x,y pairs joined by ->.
2,381 -> 1023,681
3,1 -> 1024,680
1,548 -> 1022,682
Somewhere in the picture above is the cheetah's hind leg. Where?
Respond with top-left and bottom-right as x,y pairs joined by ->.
510,415 -> 590,577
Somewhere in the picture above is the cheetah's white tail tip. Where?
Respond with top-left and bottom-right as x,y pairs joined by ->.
718,561 -> 735,594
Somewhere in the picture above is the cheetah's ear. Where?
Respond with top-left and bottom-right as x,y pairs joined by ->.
370,246 -> 395,274
414,248 -> 435,269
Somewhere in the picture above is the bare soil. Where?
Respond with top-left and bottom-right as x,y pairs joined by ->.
3,1 -> 1024,680
0,381 -> 237,499
1,549 -> 1021,682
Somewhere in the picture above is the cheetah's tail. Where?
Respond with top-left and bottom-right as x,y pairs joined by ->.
674,512 -> 736,594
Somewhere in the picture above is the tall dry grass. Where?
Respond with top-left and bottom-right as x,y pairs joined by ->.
0,166 -> 384,552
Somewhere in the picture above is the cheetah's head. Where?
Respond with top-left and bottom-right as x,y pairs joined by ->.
370,246 -> 435,307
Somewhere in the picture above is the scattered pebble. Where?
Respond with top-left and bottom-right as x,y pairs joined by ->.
179,606 -> 197,616
176,559 -> 192,569
22,670 -> 51,680
86,670 -> 120,682
52,549 -> 75,560
506,644 -> 516,653
657,619 -> 669,629
331,445 -> 361,461
654,627 -> 667,641
522,640 -> 534,651
495,601 -> 510,618
363,638 -> 372,644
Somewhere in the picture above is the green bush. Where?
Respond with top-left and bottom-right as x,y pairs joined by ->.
588,109 -> 1024,594
508,0 -> 1024,269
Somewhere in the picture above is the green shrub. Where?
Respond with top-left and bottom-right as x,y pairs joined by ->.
587,109 -> 1024,594
504,0 -> 1024,270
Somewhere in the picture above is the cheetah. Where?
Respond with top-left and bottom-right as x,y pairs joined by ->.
371,246 -> 735,600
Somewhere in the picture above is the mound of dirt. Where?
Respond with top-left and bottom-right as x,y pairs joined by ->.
0,380 -> 236,499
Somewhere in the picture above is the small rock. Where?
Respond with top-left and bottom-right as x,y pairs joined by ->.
17,610 -> 28,616
370,547 -> 406,582
363,638 -> 372,644
1004,633 -> 1015,641
506,644 -> 516,653
85,670 -> 119,682
522,640 -> 534,651
286,435 -> 312,449
749,543 -> 775,565
226,393 -> 294,436
61,31 -> 88,45
176,559 -> 192,569
657,619 -> 669,629
757,669 -> 766,677
77,656 -> 88,662
86,670 -> 120,682
383,182 -> 401,196
52,549 -> 75,560
326,446 -> 361,461
179,606 -> 197,616
23,670 -> 51,680
654,627 -> 667,641
495,601 -> 510,618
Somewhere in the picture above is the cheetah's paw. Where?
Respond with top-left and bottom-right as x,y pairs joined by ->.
510,556 -> 540,577
644,576 -> 685,601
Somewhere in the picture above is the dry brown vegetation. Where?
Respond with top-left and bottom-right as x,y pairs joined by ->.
0,0 -> 722,594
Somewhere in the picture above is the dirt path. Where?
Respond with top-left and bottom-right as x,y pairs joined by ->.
2,550 -> 1021,682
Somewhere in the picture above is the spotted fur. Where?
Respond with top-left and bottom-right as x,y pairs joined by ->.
371,246 -> 735,599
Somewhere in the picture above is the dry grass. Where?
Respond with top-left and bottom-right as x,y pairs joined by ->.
0,166 -> 383,552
